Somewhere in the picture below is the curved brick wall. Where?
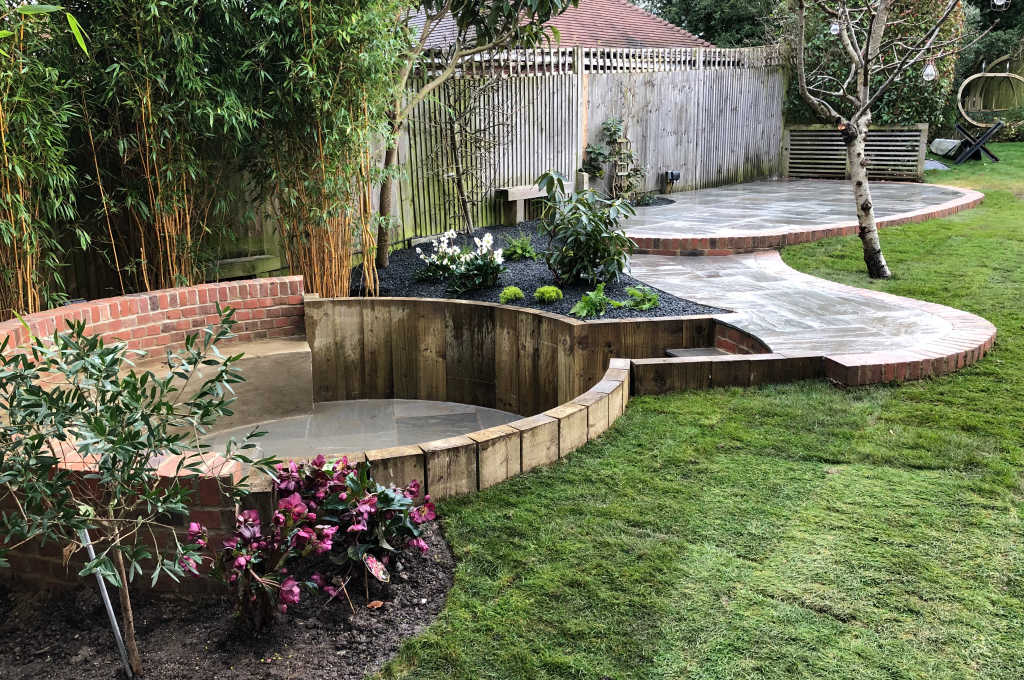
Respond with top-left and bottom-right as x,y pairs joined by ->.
0,276 -> 305,353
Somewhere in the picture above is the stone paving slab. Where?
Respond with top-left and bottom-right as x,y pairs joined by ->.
629,250 -> 996,386
628,180 -> 983,255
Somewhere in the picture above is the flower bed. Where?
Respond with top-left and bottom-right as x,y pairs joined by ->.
354,223 -> 722,319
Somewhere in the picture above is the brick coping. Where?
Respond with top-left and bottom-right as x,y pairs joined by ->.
631,184 -> 985,256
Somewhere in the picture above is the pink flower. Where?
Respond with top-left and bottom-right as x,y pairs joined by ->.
178,555 -> 200,576
411,501 -> 437,525
311,572 -> 325,588
311,454 -> 327,470
275,461 -> 301,492
278,492 -> 309,521
355,495 -> 377,519
407,537 -> 429,555
222,536 -> 239,551
405,479 -> 421,498
187,522 -> 207,548
233,554 -> 251,570
236,509 -> 262,541
295,526 -> 316,546
347,520 -> 367,533
279,576 -> 301,612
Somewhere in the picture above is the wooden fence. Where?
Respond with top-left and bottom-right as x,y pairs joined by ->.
396,45 -> 786,244
783,125 -> 929,181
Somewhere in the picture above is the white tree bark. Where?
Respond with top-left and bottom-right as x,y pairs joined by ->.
845,121 -> 891,279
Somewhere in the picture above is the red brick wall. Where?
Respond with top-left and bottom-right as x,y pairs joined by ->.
0,276 -> 305,355
714,322 -> 771,355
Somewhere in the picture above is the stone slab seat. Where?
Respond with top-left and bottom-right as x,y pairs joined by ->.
497,183 -> 546,226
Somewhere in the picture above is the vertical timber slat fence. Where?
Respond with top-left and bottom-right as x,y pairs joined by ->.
396,45 -> 786,245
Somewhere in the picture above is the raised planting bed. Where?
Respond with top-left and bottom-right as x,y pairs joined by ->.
354,224 -> 723,319
0,524 -> 453,680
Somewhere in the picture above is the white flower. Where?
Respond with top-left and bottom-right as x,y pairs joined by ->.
494,249 -> 504,264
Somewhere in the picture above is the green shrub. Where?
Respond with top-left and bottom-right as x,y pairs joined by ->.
503,233 -> 538,261
569,283 -> 622,319
536,170 -> 636,286
499,286 -> 525,304
533,285 -> 563,304
624,285 -> 660,310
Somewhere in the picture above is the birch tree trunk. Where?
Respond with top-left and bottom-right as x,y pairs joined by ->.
845,121 -> 892,279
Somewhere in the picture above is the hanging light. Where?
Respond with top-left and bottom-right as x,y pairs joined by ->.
922,60 -> 938,82
992,0 -> 1010,11
829,21 -> 841,35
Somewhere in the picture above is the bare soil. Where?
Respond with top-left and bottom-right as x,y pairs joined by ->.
0,524 -> 453,680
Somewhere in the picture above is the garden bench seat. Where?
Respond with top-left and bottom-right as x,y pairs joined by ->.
496,184 -> 546,226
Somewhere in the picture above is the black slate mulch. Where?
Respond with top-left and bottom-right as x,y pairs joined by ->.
354,223 -> 723,319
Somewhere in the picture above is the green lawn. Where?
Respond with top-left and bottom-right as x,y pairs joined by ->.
378,144 -> 1024,680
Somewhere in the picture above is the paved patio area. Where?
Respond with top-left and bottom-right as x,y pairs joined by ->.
628,180 -> 967,239
208,399 -> 520,459
630,251 -> 955,356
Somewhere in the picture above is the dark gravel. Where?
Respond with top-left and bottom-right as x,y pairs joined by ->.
355,223 -> 722,319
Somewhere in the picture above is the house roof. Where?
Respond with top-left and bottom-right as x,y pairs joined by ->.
410,0 -> 712,51
546,0 -> 711,49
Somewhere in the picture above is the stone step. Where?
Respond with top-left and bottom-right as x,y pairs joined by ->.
665,347 -> 733,358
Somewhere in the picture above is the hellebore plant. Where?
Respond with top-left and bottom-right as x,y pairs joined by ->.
203,455 -> 435,629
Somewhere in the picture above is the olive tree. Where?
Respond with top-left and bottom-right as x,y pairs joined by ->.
0,309 -> 273,676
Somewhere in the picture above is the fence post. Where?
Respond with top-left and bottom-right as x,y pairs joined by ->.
574,45 -> 586,190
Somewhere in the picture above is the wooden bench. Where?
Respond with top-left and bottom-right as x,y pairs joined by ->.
496,184 -> 546,226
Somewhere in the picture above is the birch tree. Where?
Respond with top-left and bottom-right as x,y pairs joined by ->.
375,0 -> 577,268
792,0 -> 966,278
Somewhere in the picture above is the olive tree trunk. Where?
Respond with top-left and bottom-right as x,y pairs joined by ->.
845,122 -> 892,279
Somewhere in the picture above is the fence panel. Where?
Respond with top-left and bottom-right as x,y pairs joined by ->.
399,45 -> 786,244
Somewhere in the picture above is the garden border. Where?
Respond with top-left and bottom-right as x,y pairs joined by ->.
1,275 -> 996,588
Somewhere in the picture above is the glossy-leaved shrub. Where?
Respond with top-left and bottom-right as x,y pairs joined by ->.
536,170 -> 636,286
533,285 -> 563,304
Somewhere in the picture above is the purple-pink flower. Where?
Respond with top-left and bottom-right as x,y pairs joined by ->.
278,576 -> 301,612
411,500 -> 437,525
407,537 -> 429,555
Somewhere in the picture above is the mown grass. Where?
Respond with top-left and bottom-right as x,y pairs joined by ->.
377,144 -> 1024,680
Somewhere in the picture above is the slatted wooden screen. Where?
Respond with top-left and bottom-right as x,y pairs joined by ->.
397,45 -> 787,244
783,125 -> 929,181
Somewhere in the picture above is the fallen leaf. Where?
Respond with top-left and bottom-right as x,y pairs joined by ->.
367,600 -> 384,609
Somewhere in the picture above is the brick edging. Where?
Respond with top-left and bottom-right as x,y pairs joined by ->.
631,185 -> 984,256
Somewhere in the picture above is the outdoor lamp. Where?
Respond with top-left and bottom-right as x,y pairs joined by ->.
992,0 -> 1009,10
922,61 -> 938,82
829,21 -> 841,35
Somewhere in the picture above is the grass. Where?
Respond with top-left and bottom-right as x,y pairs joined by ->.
377,143 -> 1024,680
